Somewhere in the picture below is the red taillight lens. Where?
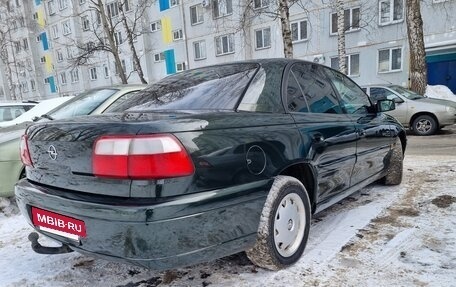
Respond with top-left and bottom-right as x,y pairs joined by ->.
20,134 -> 33,167
92,134 -> 194,179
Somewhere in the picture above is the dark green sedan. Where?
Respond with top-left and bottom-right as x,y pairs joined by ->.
15,59 -> 406,271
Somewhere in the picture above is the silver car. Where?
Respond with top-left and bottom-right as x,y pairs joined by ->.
363,85 -> 456,135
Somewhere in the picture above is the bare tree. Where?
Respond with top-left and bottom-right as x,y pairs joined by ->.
406,0 -> 427,94
335,0 -> 347,74
278,0 -> 293,58
118,0 -> 149,84
73,0 -> 152,84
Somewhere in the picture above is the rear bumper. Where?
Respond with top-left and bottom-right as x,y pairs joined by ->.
15,179 -> 271,270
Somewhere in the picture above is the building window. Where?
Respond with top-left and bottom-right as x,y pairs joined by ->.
176,62 -> 186,72
71,69 -> 79,83
80,0 -> 86,4
193,40 -> 206,60
66,46 -> 73,59
150,20 -> 161,32
82,15 -> 90,31
56,49 -> 64,62
36,35 -> 41,42
215,34 -> 234,55
40,56 -> 46,63
103,64 -> 109,78
90,67 -> 98,80
379,0 -> 403,25
58,0 -> 68,10
62,20 -> 72,35
30,79 -> 36,91
330,54 -> 360,76
20,82 -> 29,93
190,4 -> 204,25
14,41 -> 21,53
106,1 -> 119,18
48,0 -> 56,15
212,0 -> 232,18
154,52 -> 165,62
291,20 -> 308,42
115,31 -> 123,45
51,24 -> 59,38
173,29 -> 183,41
170,0 -> 179,7
22,38 -> 28,50
330,7 -> 360,35
121,0 -> 131,11
255,27 -> 271,50
378,47 -> 402,73
121,59 -> 127,73
253,0 -> 268,9
60,72 -> 67,85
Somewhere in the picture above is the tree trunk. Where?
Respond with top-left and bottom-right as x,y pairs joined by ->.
98,0 -> 128,84
336,0 -> 347,74
278,0 -> 293,58
406,0 -> 427,95
120,7 -> 147,84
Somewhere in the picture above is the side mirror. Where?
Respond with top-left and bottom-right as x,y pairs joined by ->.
393,97 -> 404,104
377,99 -> 395,112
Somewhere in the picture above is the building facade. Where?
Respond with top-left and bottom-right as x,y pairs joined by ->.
1,0 -> 455,101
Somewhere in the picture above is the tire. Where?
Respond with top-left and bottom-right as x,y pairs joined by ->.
412,115 -> 437,136
246,175 -> 311,270
384,139 -> 403,185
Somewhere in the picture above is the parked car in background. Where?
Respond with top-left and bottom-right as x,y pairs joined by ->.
0,85 -> 145,197
0,97 -> 73,128
0,102 -> 36,123
16,59 -> 405,271
363,85 -> 456,135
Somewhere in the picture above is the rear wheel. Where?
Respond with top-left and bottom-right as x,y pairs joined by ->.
384,140 -> 403,185
412,115 -> 437,136
246,176 -> 311,270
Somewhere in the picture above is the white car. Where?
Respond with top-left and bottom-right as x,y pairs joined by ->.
0,102 -> 36,123
0,97 -> 74,128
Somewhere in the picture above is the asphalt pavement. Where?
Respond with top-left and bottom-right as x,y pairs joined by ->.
406,124 -> 456,156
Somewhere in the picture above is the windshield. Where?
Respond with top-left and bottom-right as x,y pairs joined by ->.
389,86 -> 424,100
47,89 -> 118,120
109,63 -> 259,112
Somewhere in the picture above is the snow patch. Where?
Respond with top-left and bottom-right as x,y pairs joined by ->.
426,85 -> 456,102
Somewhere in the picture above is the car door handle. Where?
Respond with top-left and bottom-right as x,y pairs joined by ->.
312,133 -> 325,143
357,129 -> 366,137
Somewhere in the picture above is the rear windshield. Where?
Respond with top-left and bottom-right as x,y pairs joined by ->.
48,89 -> 118,120
109,63 -> 259,112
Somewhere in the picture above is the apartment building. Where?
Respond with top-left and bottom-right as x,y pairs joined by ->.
1,0 -> 455,101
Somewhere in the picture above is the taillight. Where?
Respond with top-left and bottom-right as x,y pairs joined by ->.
92,134 -> 194,179
20,134 -> 33,167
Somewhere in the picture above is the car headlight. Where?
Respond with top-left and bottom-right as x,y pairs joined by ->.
446,106 -> 456,114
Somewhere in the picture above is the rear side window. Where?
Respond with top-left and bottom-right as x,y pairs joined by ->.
114,63 -> 258,112
287,63 -> 343,114
0,106 -> 29,121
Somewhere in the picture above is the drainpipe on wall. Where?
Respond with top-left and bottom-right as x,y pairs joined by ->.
179,0 -> 190,69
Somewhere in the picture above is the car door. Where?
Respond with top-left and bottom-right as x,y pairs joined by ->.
325,71 -> 394,185
370,87 -> 408,124
285,62 -> 357,203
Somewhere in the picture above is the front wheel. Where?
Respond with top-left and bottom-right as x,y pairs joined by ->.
383,139 -> 403,185
246,176 -> 311,270
412,115 -> 437,136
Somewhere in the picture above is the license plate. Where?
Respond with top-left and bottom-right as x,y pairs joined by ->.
31,207 -> 86,240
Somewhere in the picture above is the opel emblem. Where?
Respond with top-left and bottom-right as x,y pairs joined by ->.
47,145 -> 58,160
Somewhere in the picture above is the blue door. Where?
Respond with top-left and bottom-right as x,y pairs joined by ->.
427,53 -> 456,94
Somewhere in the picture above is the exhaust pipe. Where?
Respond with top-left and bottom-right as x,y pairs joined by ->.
28,232 -> 74,254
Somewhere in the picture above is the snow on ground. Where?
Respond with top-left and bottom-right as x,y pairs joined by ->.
426,85 -> 456,102
1,155 -> 456,287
